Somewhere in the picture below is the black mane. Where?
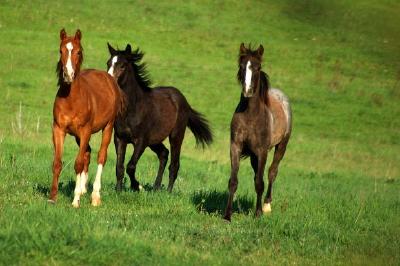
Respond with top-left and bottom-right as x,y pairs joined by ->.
117,48 -> 152,92
56,60 -> 63,87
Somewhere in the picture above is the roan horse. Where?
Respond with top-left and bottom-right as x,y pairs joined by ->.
224,43 -> 292,221
106,43 -> 213,192
49,29 -> 124,207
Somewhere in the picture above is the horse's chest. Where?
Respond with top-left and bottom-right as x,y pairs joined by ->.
232,115 -> 270,144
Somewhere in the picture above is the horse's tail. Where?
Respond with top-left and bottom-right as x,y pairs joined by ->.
187,108 -> 213,148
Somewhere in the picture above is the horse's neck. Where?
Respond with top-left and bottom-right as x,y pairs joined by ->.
248,94 -> 265,113
122,73 -> 146,106
237,93 -> 265,114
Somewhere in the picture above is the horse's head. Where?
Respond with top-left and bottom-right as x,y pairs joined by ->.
237,43 -> 264,98
106,43 -> 132,81
58,29 -> 83,84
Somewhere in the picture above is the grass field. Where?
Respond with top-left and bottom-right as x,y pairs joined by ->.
0,0 -> 399,265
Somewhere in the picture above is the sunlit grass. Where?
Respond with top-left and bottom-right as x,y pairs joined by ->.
0,0 -> 399,265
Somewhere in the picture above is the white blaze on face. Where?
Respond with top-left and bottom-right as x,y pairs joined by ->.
108,56 -> 118,77
65,42 -> 74,80
245,60 -> 252,93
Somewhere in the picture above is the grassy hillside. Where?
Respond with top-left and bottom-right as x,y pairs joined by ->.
0,0 -> 399,265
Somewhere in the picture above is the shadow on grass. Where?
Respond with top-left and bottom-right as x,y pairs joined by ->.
191,190 -> 254,215
35,180 -> 85,199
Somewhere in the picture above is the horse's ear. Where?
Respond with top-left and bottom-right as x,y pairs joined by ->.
257,45 -> 264,57
108,42 -> 116,55
60,28 -> 67,40
125,44 -> 132,54
239,43 -> 247,55
75,29 -> 82,41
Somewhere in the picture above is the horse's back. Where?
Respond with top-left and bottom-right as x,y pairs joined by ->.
268,88 -> 292,147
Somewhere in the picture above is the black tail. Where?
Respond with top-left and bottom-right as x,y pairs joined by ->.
187,108 -> 213,148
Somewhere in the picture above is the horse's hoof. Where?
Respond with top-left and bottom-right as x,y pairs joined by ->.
91,193 -> 101,207
130,184 -> 142,192
47,199 -> 56,204
223,215 -> 231,222
72,200 -> 80,208
262,203 -> 272,213
91,198 -> 101,207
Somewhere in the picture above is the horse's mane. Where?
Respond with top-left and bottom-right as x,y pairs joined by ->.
56,60 -> 64,87
118,48 -> 152,92
259,71 -> 270,105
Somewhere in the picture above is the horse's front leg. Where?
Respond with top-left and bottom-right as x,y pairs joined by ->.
224,142 -> 242,221
91,122 -> 114,206
72,129 -> 91,208
254,151 -> 267,217
49,124 -> 66,203
114,135 -> 127,192
126,139 -> 146,191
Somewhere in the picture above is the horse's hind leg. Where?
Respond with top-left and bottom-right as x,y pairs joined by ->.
150,143 -> 169,190
91,123 -> 113,207
263,138 -> 289,213
75,137 -> 91,195
168,127 -> 186,192
167,127 -> 185,192
49,124 -> 66,202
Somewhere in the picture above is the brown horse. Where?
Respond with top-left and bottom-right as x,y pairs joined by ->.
224,43 -> 292,221
49,29 -> 124,207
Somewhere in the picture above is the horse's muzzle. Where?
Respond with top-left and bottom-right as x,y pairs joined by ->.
63,71 -> 74,84
243,90 -> 254,98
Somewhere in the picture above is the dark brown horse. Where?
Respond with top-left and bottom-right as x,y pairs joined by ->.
49,29 -> 124,207
106,43 -> 213,192
224,43 -> 292,221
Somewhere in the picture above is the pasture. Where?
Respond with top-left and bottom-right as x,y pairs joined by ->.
0,0 -> 399,265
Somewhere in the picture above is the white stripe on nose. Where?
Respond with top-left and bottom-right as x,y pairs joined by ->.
108,56 -> 118,77
65,42 -> 74,79
245,61 -> 252,92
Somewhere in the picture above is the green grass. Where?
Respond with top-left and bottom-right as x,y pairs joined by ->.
0,0 -> 399,265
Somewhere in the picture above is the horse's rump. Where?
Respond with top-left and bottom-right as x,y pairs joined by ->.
267,88 -> 292,147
